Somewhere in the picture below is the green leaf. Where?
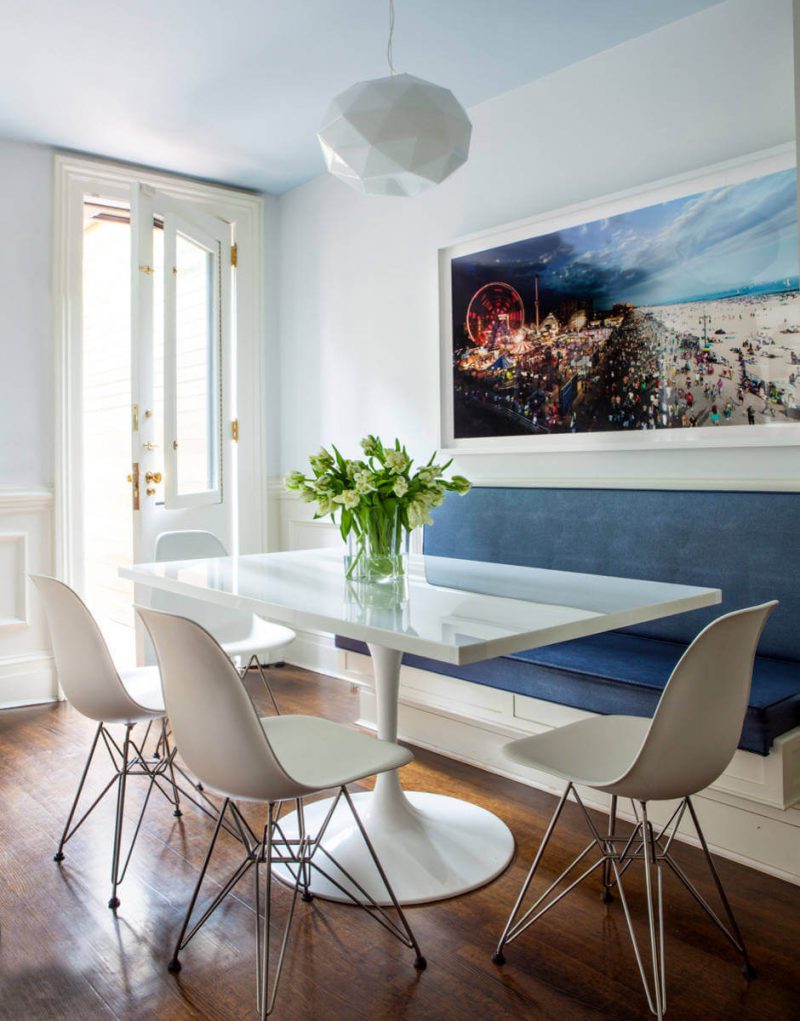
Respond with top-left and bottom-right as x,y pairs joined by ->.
331,444 -> 347,471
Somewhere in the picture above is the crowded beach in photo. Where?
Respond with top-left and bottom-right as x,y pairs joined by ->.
453,287 -> 800,436
449,165 -> 800,438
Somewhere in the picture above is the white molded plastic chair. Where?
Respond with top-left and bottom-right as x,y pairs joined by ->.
153,530 -> 296,713
492,602 -> 777,1020
31,575 -> 185,910
138,606 -> 425,1019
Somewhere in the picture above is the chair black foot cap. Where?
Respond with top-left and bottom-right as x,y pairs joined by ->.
168,958 -> 182,974
742,963 -> 757,980
173,809 -> 183,818
601,888 -> 613,903
301,891 -> 314,902
492,952 -> 506,966
196,783 -> 204,792
108,896 -> 120,910
414,956 -> 427,971
53,851 -> 65,862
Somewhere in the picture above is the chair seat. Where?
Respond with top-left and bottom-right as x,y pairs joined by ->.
117,665 -> 166,721
504,714 -> 650,790
213,614 -> 296,659
262,715 -> 412,792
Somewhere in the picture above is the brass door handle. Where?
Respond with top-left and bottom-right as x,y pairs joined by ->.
146,487 -> 157,496
145,471 -> 162,484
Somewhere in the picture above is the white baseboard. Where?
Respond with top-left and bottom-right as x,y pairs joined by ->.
0,652 -> 59,708
285,628 -> 352,680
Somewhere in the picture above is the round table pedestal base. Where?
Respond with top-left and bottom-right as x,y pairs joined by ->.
273,789 -> 515,906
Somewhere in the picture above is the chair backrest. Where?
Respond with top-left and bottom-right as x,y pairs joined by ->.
152,530 -> 252,636
137,606 -> 309,802
155,530 -> 228,561
31,575 -> 150,723
609,601 -> 777,801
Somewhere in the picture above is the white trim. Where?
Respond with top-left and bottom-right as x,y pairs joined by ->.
438,142 -> 800,458
274,471 -> 800,495
0,491 -> 53,513
161,206 -> 227,511
459,475 -> 800,492
53,153 -> 268,587
0,534 -> 28,628
0,652 -> 58,708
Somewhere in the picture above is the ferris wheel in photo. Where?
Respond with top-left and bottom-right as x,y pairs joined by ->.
466,282 -> 525,349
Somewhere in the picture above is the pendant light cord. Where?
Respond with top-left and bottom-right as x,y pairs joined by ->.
387,0 -> 397,74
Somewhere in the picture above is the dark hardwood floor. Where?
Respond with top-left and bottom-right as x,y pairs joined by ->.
1,666 -> 798,1021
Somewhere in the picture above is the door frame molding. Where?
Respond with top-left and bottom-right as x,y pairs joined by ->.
53,152 -> 268,587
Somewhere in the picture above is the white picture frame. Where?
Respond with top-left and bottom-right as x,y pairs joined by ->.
438,143 -> 800,455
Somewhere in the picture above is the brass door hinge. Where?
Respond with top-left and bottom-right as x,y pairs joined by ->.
127,462 -> 140,510
230,242 -> 238,268
231,418 -> 239,442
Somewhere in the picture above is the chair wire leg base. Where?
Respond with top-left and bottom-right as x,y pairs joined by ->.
601,795 -> 618,902
168,787 -> 426,1018
242,655 -> 281,715
256,803 -> 304,1019
493,781 -> 580,964
168,798 -> 245,973
144,741 -> 260,850
640,804 -> 666,1019
682,797 -> 755,979
54,720 -> 172,910
337,786 -> 426,969
159,721 -> 182,817
493,789 -> 756,1018
54,722 -> 105,862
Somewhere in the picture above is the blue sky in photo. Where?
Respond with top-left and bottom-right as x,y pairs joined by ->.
456,168 -> 799,308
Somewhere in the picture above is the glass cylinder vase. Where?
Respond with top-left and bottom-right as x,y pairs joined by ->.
344,506 -> 409,583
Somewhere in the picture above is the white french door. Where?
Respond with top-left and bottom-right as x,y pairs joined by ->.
54,155 -> 265,689
129,184 -> 235,566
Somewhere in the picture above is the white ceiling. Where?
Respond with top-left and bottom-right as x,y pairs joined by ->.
0,0 -> 722,195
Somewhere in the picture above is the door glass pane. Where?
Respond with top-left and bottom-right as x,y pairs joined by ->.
175,232 -> 218,494
151,219 -> 165,498
81,199 -> 135,666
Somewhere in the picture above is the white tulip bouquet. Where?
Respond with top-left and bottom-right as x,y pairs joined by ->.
285,435 -> 471,580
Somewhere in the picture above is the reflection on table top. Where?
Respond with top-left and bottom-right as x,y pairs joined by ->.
122,547 -> 720,666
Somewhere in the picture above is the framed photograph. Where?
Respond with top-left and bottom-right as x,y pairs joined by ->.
438,145 -> 800,453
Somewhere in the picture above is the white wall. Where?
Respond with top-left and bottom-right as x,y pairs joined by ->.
276,0 -> 799,487
0,141 -> 54,490
0,141 -> 57,703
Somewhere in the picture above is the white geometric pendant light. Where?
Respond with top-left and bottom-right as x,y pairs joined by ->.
317,3 -> 471,196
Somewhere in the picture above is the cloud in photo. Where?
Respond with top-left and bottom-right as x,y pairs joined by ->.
453,168 -> 798,309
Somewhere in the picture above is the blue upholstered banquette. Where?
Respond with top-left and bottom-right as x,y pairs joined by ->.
338,487 -> 800,755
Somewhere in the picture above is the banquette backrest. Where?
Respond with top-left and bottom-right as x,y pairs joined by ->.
425,487 -> 799,662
